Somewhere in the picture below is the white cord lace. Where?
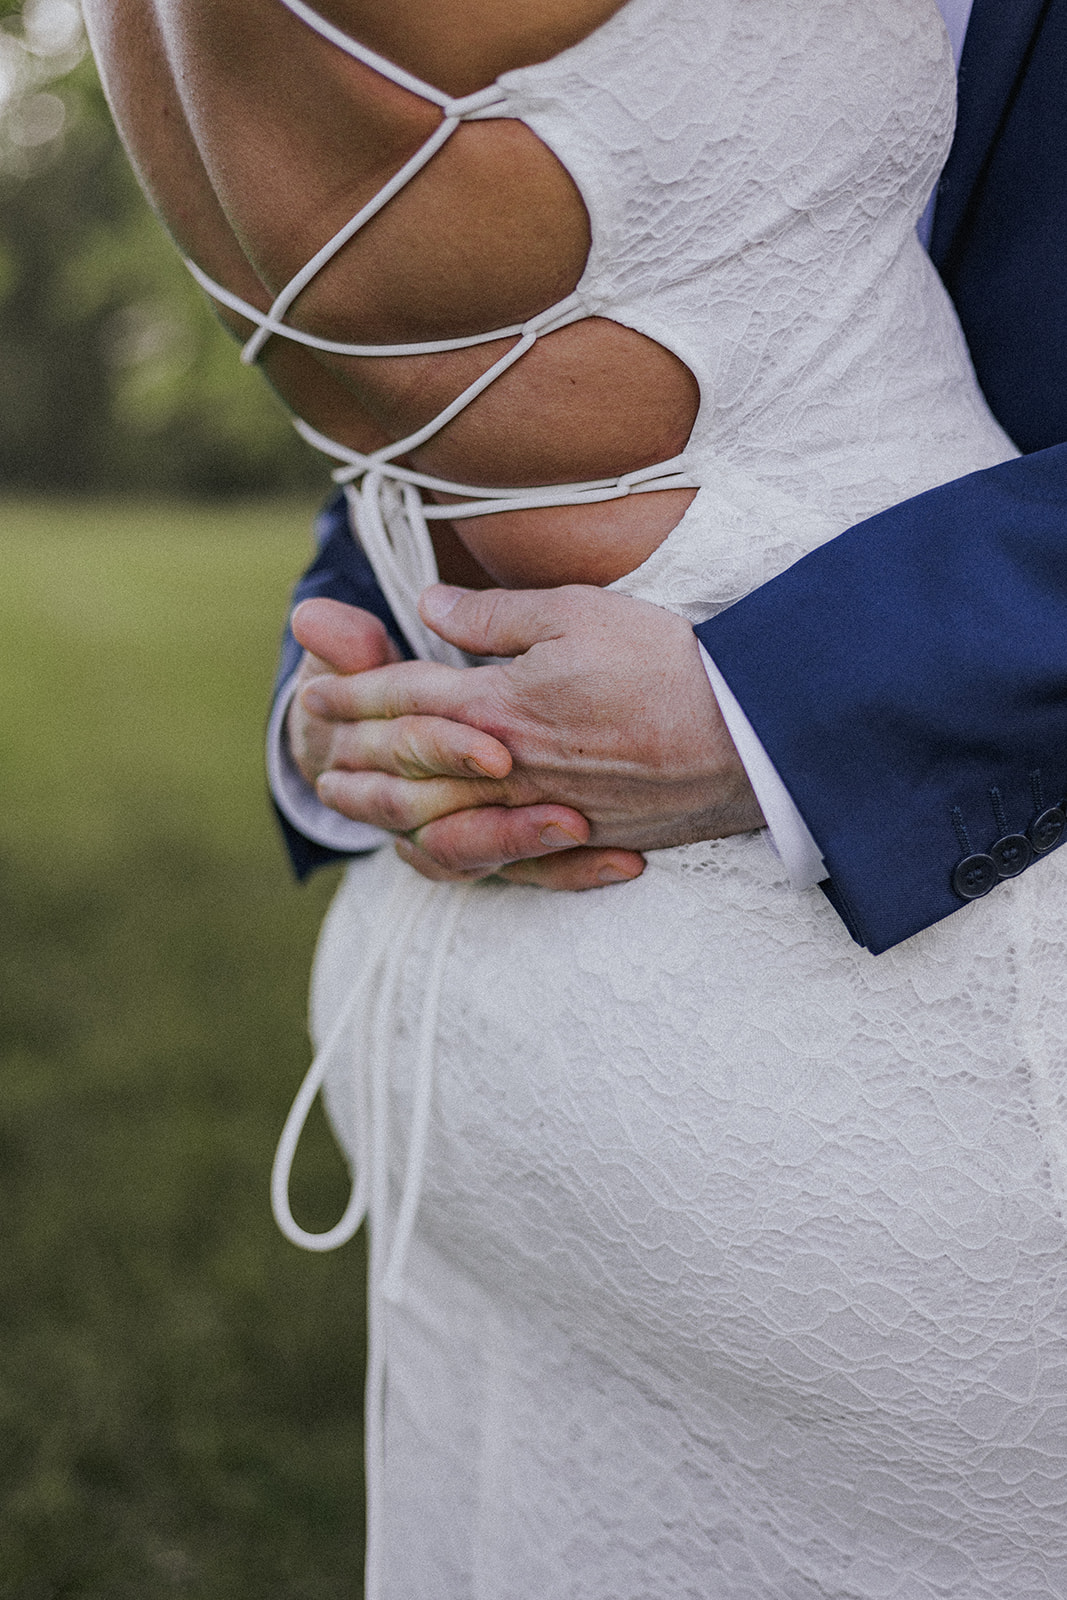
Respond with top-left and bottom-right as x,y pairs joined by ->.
272,872 -> 473,1599
183,0 -> 698,658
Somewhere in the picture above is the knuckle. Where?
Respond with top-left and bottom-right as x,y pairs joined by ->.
374,780 -> 418,832
466,586 -> 499,624
394,717 -> 441,779
423,834 -> 477,875
479,588 -> 510,640
448,589 -> 499,656
532,861 -> 581,890
554,584 -> 592,624
498,811 -> 540,859
474,588 -> 527,657
461,687 -> 519,751
416,815 -> 492,875
321,773 -> 366,821
324,725 -> 361,772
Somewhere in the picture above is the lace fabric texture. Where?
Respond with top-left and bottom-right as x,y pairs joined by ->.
318,840 -> 1067,1600
288,0 -> 1067,1593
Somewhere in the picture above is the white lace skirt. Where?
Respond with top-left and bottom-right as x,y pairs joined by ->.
306,831 -> 1067,1599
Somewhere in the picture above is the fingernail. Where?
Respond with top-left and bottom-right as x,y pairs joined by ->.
302,688 -> 327,715
597,865 -> 638,884
464,756 -> 494,777
420,584 -> 468,624
539,824 -> 582,849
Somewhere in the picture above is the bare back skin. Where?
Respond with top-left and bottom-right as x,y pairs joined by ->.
82,0 -> 699,589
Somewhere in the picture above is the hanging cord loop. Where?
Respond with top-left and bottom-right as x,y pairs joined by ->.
271,869 -> 433,1251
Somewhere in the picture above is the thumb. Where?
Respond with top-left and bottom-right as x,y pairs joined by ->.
419,583 -> 585,657
292,598 -> 401,675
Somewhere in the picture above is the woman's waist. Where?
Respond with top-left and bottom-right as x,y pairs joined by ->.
693,322 -> 1017,494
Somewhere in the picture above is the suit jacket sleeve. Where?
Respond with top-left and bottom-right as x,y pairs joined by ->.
271,490 -> 414,879
696,443 -> 1067,954
698,0 -> 1067,952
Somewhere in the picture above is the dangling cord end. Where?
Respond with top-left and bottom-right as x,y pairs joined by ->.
271,866 -> 422,1254
270,1040 -> 369,1251
270,947 -> 384,1254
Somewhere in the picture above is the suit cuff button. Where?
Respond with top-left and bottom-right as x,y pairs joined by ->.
952,853 -> 998,900
990,833 -> 1033,877
1029,806 -> 1066,853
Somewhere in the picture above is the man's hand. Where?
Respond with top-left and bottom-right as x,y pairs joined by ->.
288,585 -> 764,887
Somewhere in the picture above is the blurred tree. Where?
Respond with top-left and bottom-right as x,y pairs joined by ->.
0,0 -> 326,495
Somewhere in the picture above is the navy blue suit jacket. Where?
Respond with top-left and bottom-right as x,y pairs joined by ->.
698,0 -> 1067,950
275,0 -> 1067,952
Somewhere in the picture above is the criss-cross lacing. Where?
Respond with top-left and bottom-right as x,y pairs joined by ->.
187,0 -> 697,658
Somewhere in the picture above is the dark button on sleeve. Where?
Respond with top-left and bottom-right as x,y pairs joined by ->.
990,834 -> 1033,878
952,853 -> 999,900
1029,806 -> 1066,853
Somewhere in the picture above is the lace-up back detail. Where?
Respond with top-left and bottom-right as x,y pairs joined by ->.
187,0 -> 1000,657
186,0 -> 702,656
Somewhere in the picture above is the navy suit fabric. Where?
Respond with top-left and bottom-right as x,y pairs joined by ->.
700,443 -> 1067,950
273,492 -> 414,879
698,0 -> 1067,951
932,0 -> 1066,451
274,0 -> 1067,952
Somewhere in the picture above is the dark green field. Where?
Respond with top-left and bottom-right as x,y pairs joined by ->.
1,499 -> 366,1598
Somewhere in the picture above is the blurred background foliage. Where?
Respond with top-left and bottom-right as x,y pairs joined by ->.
0,501 -> 364,1598
1,4 -> 367,1594
0,0 -> 322,495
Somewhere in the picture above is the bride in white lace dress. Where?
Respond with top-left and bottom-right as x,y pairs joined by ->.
88,0 -> 1067,1594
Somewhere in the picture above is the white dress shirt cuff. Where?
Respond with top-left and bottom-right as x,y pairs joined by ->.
698,644 -> 827,890
267,671 -> 391,855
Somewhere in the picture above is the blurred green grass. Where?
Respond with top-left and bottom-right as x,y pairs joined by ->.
0,498 -> 365,1598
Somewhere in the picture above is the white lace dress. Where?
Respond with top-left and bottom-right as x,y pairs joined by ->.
283,1 -> 1067,1594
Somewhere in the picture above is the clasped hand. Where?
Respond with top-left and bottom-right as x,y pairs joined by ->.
287,583 -> 764,888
